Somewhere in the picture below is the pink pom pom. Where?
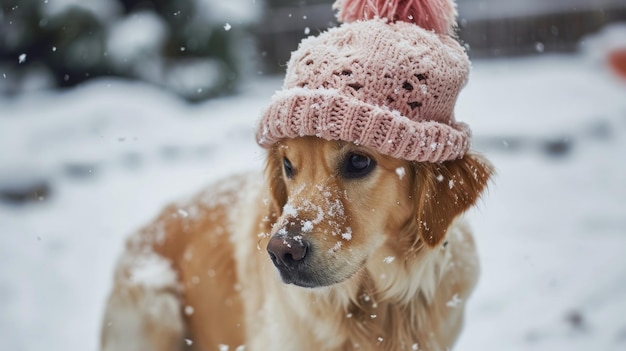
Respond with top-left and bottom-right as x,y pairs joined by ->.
333,0 -> 457,35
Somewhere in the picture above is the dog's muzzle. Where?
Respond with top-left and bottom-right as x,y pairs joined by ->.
267,228 -> 322,287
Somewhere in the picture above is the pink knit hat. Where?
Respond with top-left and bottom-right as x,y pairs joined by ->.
256,0 -> 471,162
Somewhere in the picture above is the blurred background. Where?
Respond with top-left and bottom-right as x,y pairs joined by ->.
1,0 -> 626,350
2,0 -> 626,98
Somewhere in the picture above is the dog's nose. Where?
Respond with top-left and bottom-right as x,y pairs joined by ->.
267,235 -> 309,268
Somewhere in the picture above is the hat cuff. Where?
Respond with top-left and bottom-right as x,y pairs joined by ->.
256,88 -> 471,162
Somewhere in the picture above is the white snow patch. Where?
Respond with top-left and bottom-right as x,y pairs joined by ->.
42,0 -> 121,21
580,23 -> 626,65
164,59 -> 224,98
395,166 -> 406,180
383,256 -> 395,264
302,220 -> 313,233
128,254 -> 177,290
195,0 -> 262,25
341,227 -> 352,241
106,11 -> 167,69
446,293 -> 463,308
283,203 -> 298,218
328,241 -> 342,253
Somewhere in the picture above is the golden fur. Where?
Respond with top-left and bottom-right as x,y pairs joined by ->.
101,136 -> 493,351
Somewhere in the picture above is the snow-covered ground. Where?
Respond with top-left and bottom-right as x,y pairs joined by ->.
1,45 -> 626,350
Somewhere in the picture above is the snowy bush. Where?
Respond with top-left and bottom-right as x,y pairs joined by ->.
579,23 -> 626,64
0,0 -> 264,101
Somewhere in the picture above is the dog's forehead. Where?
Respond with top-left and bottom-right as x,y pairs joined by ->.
279,137 -> 345,159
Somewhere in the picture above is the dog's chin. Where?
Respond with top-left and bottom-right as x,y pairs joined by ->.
276,267 -> 354,289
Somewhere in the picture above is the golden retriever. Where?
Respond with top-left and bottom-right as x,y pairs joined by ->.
101,136 -> 493,351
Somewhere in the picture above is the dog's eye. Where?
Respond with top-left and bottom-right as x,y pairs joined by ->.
283,157 -> 295,179
343,153 -> 376,179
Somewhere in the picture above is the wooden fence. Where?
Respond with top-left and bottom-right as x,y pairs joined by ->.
256,2 -> 626,72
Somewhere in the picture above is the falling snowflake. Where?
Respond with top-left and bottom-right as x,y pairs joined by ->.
535,42 -> 545,53
383,256 -> 395,264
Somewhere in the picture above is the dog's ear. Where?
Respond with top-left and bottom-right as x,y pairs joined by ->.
412,153 -> 493,248
265,145 -> 287,218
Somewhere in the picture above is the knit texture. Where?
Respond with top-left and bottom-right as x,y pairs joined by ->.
256,13 -> 471,162
334,0 -> 458,35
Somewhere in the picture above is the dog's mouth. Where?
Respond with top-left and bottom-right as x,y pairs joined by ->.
274,265 -> 325,288
268,249 -> 336,288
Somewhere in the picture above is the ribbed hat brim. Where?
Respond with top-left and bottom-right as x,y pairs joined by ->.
256,88 -> 471,162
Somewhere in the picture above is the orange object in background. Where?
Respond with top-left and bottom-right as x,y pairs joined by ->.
608,49 -> 626,79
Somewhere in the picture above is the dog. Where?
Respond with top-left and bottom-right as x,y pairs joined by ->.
100,135 -> 493,351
